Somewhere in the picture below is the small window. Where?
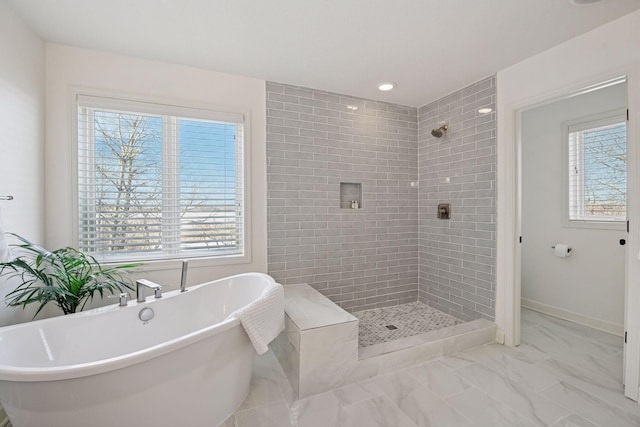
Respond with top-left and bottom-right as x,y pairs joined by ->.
568,113 -> 626,223
76,95 -> 246,261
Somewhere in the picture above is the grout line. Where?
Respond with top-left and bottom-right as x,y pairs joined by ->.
460,370 -> 566,427
233,398 -> 289,416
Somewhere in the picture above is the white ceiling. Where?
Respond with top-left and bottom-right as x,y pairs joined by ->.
8,0 -> 640,107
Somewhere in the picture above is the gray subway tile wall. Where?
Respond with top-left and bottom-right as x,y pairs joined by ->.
266,82 -> 419,312
266,76 -> 496,319
417,76 -> 497,321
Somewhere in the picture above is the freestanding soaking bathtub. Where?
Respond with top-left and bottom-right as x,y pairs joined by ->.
0,272 -> 283,427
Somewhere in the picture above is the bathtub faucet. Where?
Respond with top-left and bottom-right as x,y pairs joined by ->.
136,279 -> 163,303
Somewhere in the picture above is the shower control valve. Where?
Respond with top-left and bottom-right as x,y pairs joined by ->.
437,203 -> 451,220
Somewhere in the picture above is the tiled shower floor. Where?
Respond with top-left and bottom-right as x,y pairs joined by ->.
353,301 -> 463,348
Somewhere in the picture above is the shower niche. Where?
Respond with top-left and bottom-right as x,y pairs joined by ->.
340,182 -> 362,209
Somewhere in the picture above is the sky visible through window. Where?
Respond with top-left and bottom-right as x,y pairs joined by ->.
178,118 -> 237,208
578,122 -> 626,219
84,109 -> 241,256
93,113 -> 236,199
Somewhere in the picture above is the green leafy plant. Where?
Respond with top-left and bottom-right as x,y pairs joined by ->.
0,234 -> 141,317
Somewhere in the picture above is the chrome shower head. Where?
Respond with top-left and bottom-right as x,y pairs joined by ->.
431,124 -> 448,138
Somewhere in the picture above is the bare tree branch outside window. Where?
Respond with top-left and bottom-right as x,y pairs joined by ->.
94,112 -> 163,253
569,121 -> 626,221
78,106 -> 244,259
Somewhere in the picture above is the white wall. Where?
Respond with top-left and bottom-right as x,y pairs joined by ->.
496,8 -> 640,347
521,83 -> 627,332
0,0 -> 46,325
45,45 -> 267,303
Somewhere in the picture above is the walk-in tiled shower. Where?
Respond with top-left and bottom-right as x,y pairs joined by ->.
266,76 -> 496,352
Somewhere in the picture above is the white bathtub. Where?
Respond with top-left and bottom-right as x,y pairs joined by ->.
0,272 -> 282,427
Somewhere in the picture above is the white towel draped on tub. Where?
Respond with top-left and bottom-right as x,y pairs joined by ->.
230,282 -> 285,355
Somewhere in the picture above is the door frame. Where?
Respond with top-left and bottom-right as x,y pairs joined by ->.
495,65 -> 640,400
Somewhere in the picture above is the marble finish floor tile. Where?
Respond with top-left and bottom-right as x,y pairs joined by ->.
550,349 -> 624,388
340,395 -> 418,427
537,357 -> 639,416
372,370 -> 470,427
544,382 -> 640,427
465,341 -> 550,364
354,301 -> 463,347
437,351 -> 476,370
235,401 -> 293,427
550,413 -> 598,427
237,351 -> 285,412
404,360 -> 472,398
456,362 -> 570,426
464,344 -> 558,392
220,309 -> 632,427
332,378 -> 384,406
522,324 -> 619,366
445,388 -> 538,427
291,391 -> 343,427
521,309 -> 623,351
219,414 -> 238,427
597,352 -> 624,384
267,348 -> 298,407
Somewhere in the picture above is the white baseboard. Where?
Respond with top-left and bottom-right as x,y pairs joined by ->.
521,298 -> 624,337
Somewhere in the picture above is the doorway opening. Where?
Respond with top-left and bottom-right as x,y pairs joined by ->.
516,77 -> 634,400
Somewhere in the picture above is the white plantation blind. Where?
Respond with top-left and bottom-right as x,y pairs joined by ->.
568,113 -> 626,222
77,95 -> 245,261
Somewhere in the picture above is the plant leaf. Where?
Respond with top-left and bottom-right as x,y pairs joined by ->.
1,234 -> 141,315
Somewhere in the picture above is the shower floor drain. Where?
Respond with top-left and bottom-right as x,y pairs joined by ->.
385,325 -> 398,330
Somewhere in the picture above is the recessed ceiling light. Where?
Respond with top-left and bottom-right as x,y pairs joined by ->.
346,105 -> 359,111
478,107 -> 493,114
377,82 -> 396,91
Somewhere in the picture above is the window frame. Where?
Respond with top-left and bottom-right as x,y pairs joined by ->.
71,88 -> 253,267
562,109 -> 627,230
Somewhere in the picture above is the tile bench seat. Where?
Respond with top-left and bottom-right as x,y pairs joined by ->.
270,284 -> 496,398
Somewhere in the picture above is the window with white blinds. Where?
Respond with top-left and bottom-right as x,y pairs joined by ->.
568,113 -> 626,223
76,95 -> 245,261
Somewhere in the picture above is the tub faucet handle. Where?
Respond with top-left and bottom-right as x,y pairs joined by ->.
108,293 -> 129,307
118,293 -> 129,307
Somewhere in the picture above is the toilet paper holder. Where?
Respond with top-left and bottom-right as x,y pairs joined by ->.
551,245 -> 572,254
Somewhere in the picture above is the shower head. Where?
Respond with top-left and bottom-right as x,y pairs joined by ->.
431,124 -> 448,138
